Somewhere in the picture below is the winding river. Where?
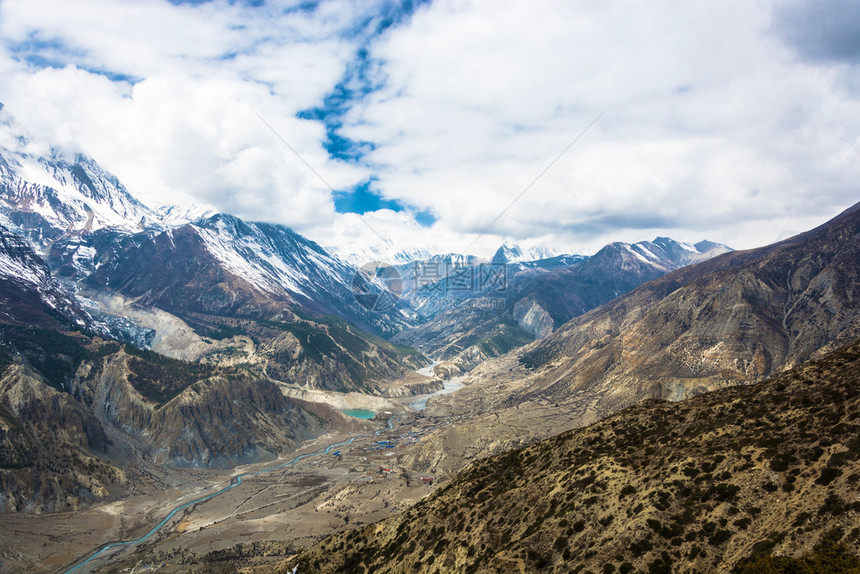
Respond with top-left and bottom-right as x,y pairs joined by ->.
407,360 -> 465,411
408,379 -> 464,410
62,419 -> 396,574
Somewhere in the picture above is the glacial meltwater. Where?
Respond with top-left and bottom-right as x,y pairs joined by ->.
342,409 -> 377,419
409,380 -> 464,410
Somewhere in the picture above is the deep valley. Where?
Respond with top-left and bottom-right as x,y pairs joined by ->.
0,100 -> 858,574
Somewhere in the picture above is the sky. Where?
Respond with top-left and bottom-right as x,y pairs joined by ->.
0,0 -> 858,258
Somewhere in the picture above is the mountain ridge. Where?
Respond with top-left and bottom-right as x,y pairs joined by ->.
512,200 -> 860,410
392,235 -> 732,377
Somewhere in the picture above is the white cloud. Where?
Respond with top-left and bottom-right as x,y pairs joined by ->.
0,0 -> 371,229
343,0 -> 860,251
0,0 -> 857,257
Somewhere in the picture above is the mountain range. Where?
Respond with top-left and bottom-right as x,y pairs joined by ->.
158,202 -> 860,573
392,237 -> 731,376
515,202 -> 860,411
0,100 -> 858,573
0,109 -> 431,512
264,202 -> 860,573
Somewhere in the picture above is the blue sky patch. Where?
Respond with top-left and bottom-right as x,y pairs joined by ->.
6,34 -> 85,70
79,66 -> 141,84
334,178 -> 404,214
168,0 -> 266,6
7,33 -> 139,84
334,178 -> 436,227
297,0 -> 431,163
413,208 -> 438,227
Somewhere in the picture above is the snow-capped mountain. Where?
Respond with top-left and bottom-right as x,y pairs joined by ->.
190,213 -> 407,325
608,237 -> 733,272
491,243 -> 569,264
328,239 -> 435,267
77,212 -> 417,335
0,112 -> 162,247
0,105 -> 421,334
155,203 -> 218,226
393,234 -> 734,371
0,107 -> 441,520
0,223 -> 93,328
490,238 -> 731,269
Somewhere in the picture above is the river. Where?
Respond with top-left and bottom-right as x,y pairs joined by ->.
408,379 -> 464,410
63,435 -> 359,573
407,360 -> 464,410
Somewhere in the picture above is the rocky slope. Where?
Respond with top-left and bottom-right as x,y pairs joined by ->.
0,331 -> 127,513
287,337 -> 860,573
70,345 -> 329,468
0,326 -> 358,513
512,202 -> 860,412
0,368 -> 127,515
0,224 -> 93,330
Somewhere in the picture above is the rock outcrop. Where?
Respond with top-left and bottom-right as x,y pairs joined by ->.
513,297 -> 554,339
0,363 -> 126,513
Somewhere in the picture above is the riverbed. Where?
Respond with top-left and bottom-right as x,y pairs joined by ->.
409,378 -> 464,410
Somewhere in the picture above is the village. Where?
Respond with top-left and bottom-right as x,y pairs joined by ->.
327,416 -> 444,486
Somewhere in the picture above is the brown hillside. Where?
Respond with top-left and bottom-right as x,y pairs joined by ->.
513,202 -> 860,411
288,337 -> 860,573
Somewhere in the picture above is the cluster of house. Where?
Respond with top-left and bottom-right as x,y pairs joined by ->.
363,430 -> 425,454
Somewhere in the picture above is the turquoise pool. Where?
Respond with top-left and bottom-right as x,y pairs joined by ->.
342,409 -> 376,419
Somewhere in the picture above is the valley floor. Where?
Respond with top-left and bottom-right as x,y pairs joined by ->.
2,334 -> 832,574
0,349 -> 647,574
0,383 -> 481,573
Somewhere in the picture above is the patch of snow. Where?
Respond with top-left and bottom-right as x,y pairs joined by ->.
631,243 -> 660,261
0,250 -> 44,285
624,244 -> 654,264
677,240 -> 699,253
331,242 -> 435,266
157,203 -> 217,227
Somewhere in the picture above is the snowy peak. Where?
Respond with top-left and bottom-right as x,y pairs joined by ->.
328,240 -> 434,267
190,213 -> 352,300
190,214 -> 418,332
693,240 -> 733,258
0,118 -> 163,242
0,106 -> 226,241
421,253 -> 483,267
0,106 -> 170,248
156,203 -> 217,227
491,244 -> 523,264
491,243 -> 568,264
640,236 -> 732,266
598,237 -> 732,273
0,223 -> 51,287
81,210 -> 416,334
